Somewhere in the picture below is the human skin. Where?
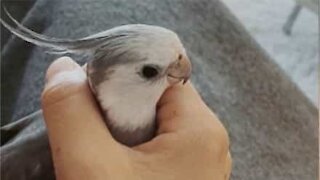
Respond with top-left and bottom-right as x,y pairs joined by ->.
41,57 -> 232,180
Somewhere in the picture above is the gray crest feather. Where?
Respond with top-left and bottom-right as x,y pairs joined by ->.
1,8 -> 125,54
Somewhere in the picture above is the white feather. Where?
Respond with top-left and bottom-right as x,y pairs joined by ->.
97,68 -> 169,131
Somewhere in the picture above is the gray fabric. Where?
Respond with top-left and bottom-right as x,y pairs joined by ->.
1,111 -> 54,180
1,0 -> 318,179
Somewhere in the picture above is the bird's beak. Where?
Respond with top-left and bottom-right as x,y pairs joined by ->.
167,56 -> 192,85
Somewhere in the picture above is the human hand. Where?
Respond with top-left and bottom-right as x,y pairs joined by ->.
41,57 -> 232,180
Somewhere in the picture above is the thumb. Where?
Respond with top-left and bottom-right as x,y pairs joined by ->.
156,82 -> 222,134
41,57 -> 119,175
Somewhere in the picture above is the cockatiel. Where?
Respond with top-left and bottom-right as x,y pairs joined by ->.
1,12 -> 191,146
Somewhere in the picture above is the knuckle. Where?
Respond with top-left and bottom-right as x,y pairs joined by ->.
199,122 -> 230,154
213,125 -> 230,148
227,152 -> 232,166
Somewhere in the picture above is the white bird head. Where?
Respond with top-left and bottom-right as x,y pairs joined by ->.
87,25 -> 191,145
87,24 -> 191,87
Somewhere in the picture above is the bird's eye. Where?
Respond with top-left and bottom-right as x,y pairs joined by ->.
142,65 -> 159,79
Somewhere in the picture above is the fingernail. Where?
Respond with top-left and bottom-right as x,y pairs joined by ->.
45,57 -> 86,88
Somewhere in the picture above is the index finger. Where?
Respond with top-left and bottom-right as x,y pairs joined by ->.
156,82 -> 223,134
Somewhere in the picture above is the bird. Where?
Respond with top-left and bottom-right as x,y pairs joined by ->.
1,11 -> 192,146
